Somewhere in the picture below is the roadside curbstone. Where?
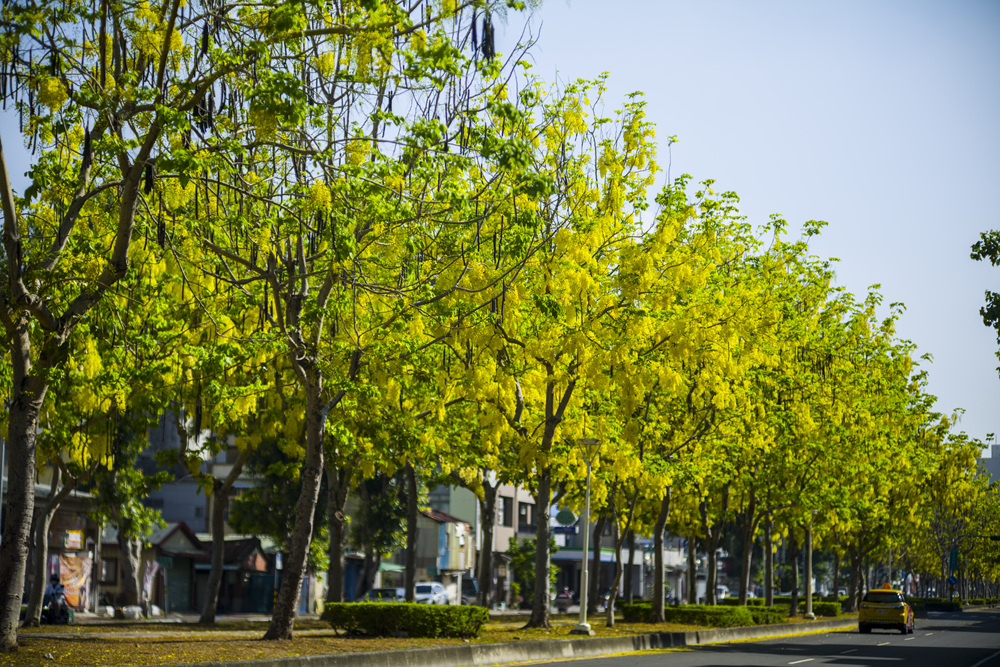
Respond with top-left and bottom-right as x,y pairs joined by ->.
168,618 -> 857,667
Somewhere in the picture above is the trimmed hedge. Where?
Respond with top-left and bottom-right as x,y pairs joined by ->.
621,603 -> 755,627
811,601 -> 840,617
323,602 -> 487,638
748,605 -> 786,625
719,597 -> 766,606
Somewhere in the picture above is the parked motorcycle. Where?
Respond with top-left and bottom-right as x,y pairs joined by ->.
41,580 -> 70,625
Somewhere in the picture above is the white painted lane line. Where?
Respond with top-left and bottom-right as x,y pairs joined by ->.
970,650 -> 1000,667
840,649 -> 858,654
904,637 -> 916,641
788,660 -> 814,665
924,632 -> 934,636
877,642 -> 891,646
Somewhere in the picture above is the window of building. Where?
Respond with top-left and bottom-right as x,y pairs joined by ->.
518,502 -> 535,532
100,558 -> 117,584
499,497 -> 513,527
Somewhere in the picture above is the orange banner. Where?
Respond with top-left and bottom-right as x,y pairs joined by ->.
59,553 -> 93,609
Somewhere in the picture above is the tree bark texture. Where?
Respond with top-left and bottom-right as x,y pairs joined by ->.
0,337 -> 46,651
847,546 -> 861,612
24,464 -> 76,627
525,469 -> 551,629
788,534 -> 799,617
764,517 -> 774,607
117,526 -> 143,607
404,465 -> 418,602
199,448 -> 248,624
325,462 -> 354,604
686,535 -> 697,604
651,490 -> 670,622
477,480 -> 498,607
263,375 -> 325,640
737,493 -> 757,604
587,513 -> 606,617
623,530 -> 635,605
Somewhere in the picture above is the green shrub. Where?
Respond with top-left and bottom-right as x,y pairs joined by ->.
323,602 -> 487,638
748,605 -> 785,624
811,601 -> 840,617
970,598 -> 986,605
622,603 -> 656,622
719,597 -> 765,606
924,600 -> 962,612
662,604 -> 754,627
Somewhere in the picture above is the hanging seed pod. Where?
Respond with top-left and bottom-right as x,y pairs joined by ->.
157,218 -> 165,247
81,125 -> 92,169
471,10 -> 477,52
201,22 -> 209,55
387,90 -> 393,114
144,163 -> 154,194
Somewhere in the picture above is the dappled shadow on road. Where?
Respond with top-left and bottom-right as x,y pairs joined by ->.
686,632 -> 997,667
915,611 -> 1000,634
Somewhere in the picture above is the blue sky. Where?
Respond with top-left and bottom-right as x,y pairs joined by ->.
1,1 -> 996,452
515,0 -> 1000,453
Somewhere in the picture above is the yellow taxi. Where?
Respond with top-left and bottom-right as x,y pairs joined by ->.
858,585 -> 915,635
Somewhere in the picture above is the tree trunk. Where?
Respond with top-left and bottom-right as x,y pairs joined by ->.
605,512 -> 620,628
705,540 -> 718,606
764,517 -> 774,607
325,462 -> 354,604
832,550 -> 841,603
604,485 -> 637,628
199,481 -> 228,623
788,534 -> 799,617
0,346 -> 47,652
477,479 -> 498,607
404,464 -> 418,602
699,485 -> 729,606
356,549 -> 381,599
652,490 -> 670,622
199,448 -> 250,623
687,535 -> 697,604
738,493 -> 757,605
623,530 -> 635,604
24,464 -> 76,627
524,468 -> 551,629
263,373 -> 326,640
588,513 -> 606,616
117,524 -> 143,607
847,545 -> 861,612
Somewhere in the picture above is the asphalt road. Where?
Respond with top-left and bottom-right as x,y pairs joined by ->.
525,610 -> 1000,667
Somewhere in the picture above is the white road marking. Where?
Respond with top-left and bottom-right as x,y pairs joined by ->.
904,637 -> 916,641
788,660 -> 814,665
841,649 -> 858,654
970,650 -> 1000,667
924,632 -> 934,636
877,642 -> 890,646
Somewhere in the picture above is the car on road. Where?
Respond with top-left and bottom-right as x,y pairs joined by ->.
415,582 -> 449,605
363,587 -> 404,602
858,587 -> 914,635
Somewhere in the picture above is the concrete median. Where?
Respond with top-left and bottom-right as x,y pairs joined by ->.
171,618 -> 857,667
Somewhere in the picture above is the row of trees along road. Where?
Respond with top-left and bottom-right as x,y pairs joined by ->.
2,0 -> 997,653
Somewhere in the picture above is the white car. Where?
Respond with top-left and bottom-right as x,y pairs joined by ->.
415,582 -> 449,605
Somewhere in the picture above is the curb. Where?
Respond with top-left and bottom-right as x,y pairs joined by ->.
170,618 -> 857,667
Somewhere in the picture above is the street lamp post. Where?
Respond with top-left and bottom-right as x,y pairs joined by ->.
571,438 -> 599,636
